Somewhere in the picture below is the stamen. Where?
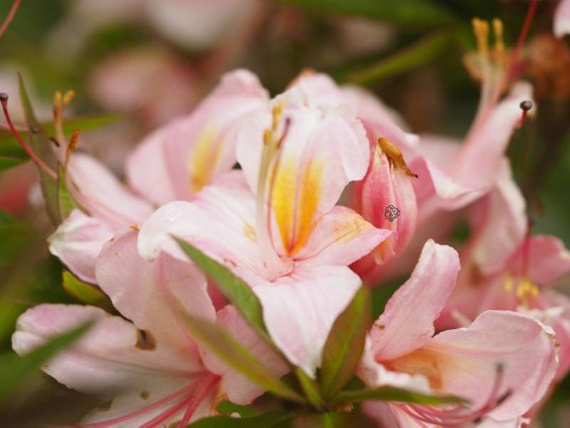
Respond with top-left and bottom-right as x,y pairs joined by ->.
517,100 -> 533,129
255,103 -> 289,276
65,129 -> 81,171
492,19 -> 505,67
0,0 -> 22,40
178,375 -> 219,428
472,18 -> 490,60
0,92 -> 57,179
53,89 -> 75,149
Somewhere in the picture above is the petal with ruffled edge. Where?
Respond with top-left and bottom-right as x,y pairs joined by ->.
161,70 -> 269,201
296,206 -> 391,267
369,240 -> 460,361
96,228 -> 215,369
67,154 -> 154,229
426,310 -> 557,421
48,209 -> 114,283
254,264 -> 361,377
555,0 -> 570,38
201,305 -> 289,405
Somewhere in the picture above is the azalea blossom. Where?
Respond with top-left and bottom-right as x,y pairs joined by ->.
359,240 -> 558,426
138,73 -> 391,376
13,228 -> 288,426
49,69 -> 268,283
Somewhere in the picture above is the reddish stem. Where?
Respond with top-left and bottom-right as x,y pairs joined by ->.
0,0 -> 22,40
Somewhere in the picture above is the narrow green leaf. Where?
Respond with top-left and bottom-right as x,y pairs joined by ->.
330,386 -> 467,407
57,166 -> 80,220
293,412 -> 378,428
181,313 -> 305,404
319,287 -> 369,400
273,0 -> 454,27
62,270 -> 113,311
0,322 -> 91,403
18,74 -> 60,223
176,240 -> 266,335
0,155 -> 26,170
295,367 -> 325,408
341,32 -> 450,85
188,411 -> 295,428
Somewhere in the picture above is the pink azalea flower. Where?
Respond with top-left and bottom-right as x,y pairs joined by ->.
555,0 -> 570,38
13,228 -> 288,426
138,74 -> 391,376
441,163 -> 570,381
359,240 -> 558,426
49,69 -> 268,283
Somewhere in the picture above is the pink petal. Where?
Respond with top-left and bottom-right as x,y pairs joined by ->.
428,310 -> 557,421
506,235 -> 570,286
370,240 -> 460,360
237,102 -> 369,256
137,172 -> 266,281
555,0 -> 570,38
96,228 -> 215,365
12,304 -> 204,397
67,154 -> 154,229
452,82 -> 534,192
162,69 -> 268,200
201,305 -> 289,405
126,121 -> 180,206
466,159 -> 527,275
353,141 -> 417,265
254,264 -> 361,377
297,206 -> 391,267
48,209 -> 114,283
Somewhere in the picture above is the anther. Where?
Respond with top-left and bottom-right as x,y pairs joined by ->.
0,92 -> 8,102
520,100 -> 533,111
517,100 -> 533,129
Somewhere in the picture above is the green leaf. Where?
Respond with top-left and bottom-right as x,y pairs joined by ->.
0,322 -> 91,403
176,240 -> 267,336
330,386 -> 467,407
57,166 -> 80,220
273,0 -> 454,28
340,32 -> 450,85
292,412 -> 378,428
295,367 -> 325,408
18,74 -> 60,223
180,313 -> 305,404
62,270 -> 113,311
0,210 -> 31,267
319,287 -> 369,400
189,411 -> 295,427
0,155 -> 26,170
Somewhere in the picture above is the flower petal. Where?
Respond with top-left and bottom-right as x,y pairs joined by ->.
254,264 -> 361,377
427,310 -> 557,421
96,227 -> 215,366
201,305 -> 289,405
297,206 -> 391,267
370,240 -> 460,360
67,154 -> 154,229
162,69 -> 268,200
48,209 -> 114,283
555,0 -> 570,38
12,304 -> 203,397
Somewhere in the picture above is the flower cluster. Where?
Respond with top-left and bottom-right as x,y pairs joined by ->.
6,16 -> 570,427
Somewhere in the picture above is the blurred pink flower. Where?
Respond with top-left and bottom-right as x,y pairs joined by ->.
359,240 -> 558,426
14,228 -> 288,426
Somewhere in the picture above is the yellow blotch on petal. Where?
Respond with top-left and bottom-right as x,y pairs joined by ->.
384,348 -> 443,391
271,157 -> 324,256
189,128 -> 223,193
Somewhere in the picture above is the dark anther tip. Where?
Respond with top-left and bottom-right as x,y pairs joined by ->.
0,92 -> 8,102
520,100 -> 533,111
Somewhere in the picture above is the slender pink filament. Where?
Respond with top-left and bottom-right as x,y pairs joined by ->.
0,0 -> 21,39
179,375 -> 219,428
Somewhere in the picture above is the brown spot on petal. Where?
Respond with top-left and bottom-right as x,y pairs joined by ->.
130,224 -> 140,231
378,138 -> 417,178
140,391 -> 150,400
136,329 -> 156,350
97,400 -> 113,412
168,420 -> 182,428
